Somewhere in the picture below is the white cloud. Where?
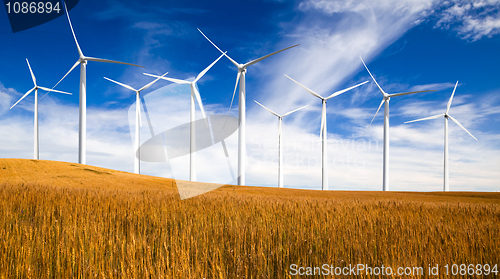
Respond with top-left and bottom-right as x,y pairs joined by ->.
435,0 -> 500,41
409,82 -> 457,92
255,0 -> 439,123
0,83 -> 16,116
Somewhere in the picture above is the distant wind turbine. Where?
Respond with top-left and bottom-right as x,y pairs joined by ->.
51,2 -> 143,165
360,56 -> 436,191
198,28 -> 299,186
103,72 -> 168,174
10,59 -> 71,160
255,100 -> 308,188
405,81 -> 477,191
285,74 -> 368,190
144,53 -> 225,181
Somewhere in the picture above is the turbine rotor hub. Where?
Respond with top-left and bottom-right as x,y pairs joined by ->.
79,57 -> 87,65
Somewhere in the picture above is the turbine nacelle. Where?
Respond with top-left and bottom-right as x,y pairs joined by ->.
10,59 -> 72,110
238,67 -> 247,73
104,73 -> 168,173
198,27 -> 299,186
360,56 -> 436,137
404,81 -> 477,141
285,74 -> 368,140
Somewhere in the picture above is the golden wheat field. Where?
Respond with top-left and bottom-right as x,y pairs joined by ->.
0,158 -> 499,278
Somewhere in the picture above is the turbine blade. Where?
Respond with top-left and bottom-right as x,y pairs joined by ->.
197,28 -> 239,67
37,60 -> 79,102
85,57 -> 143,68
326,80 -> 369,100
254,100 -> 280,117
139,72 -> 168,91
143,73 -> 191,85
448,115 -> 477,141
282,104 -> 309,117
388,90 -> 436,97
243,44 -> 299,68
227,71 -> 241,115
193,84 -> 206,119
63,2 -> 83,58
53,61 -> 80,90
194,52 -> 226,83
103,77 -> 136,92
360,56 -> 385,95
362,99 -> 385,136
38,87 -> 72,95
404,114 -> 444,124
26,58 -> 36,86
10,87 -> 35,109
284,74 -> 323,100
446,81 -> 459,114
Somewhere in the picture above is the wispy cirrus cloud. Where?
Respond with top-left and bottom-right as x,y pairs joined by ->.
410,82 -> 457,92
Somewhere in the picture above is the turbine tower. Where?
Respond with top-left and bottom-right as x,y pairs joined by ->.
103,73 -> 168,174
405,81 -> 477,191
52,3 -> 143,165
144,53 -> 225,181
285,74 -> 368,190
198,28 -> 299,186
360,57 -> 435,191
10,59 -> 72,159
254,100 -> 308,188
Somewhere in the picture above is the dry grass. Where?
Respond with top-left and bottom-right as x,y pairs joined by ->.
0,159 -> 499,278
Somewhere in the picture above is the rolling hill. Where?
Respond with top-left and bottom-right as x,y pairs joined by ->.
0,158 -> 499,278
0,158 -> 498,204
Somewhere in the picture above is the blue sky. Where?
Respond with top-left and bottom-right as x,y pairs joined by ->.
1,0 -> 499,191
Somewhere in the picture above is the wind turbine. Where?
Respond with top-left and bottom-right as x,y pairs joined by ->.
103,73 -> 168,174
198,28 -> 299,186
255,100 -> 308,188
360,56 -> 436,191
285,74 -> 368,190
10,59 -> 71,160
51,2 -> 143,165
405,81 -> 477,191
144,52 -> 226,181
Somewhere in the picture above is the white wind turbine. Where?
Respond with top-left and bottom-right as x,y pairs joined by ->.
254,100 -> 308,188
360,56 -> 435,191
144,53 -> 226,181
285,74 -> 368,190
10,59 -> 71,160
198,28 -> 299,186
405,81 -> 477,191
103,73 -> 168,174
51,3 -> 143,165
